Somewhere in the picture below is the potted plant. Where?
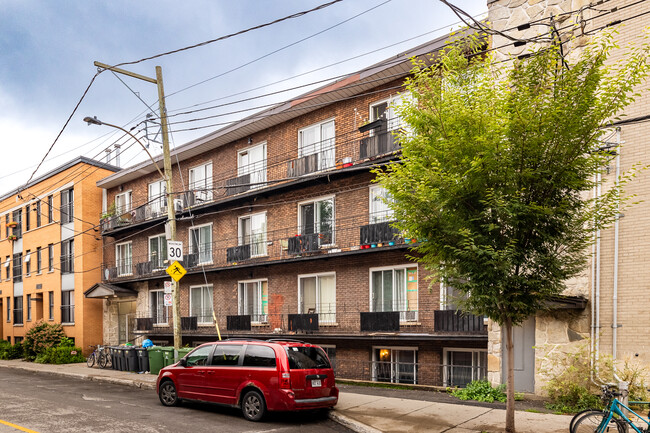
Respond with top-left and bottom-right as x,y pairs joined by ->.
7,221 -> 17,228
7,235 -> 17,241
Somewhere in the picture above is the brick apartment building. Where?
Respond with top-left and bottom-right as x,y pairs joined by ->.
0,157 -> 119,354
486,0 -> 650,393
88,34 -> 489,387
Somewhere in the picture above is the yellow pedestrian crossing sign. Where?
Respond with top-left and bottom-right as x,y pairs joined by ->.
166,261 -> 187,282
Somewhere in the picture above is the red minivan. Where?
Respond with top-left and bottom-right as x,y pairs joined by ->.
156,339 -> 338,421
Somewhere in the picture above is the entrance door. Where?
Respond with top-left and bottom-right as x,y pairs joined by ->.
502,316 -> 535,393
118,301 -> 136,344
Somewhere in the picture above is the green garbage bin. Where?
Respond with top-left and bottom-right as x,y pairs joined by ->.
147,347 -> 164,375
177,347 -> 192,361
161,347 -> 175,367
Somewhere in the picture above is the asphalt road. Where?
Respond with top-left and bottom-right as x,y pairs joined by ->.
0,369 -> 351,433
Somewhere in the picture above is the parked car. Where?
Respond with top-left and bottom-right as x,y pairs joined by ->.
156,339 -> 338,421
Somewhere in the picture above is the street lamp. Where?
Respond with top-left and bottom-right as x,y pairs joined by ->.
83,116 -> 166,181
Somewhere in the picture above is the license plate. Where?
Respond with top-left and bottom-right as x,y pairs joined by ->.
312,379 -> 322,387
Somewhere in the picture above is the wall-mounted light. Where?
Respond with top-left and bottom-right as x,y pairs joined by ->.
247,137 -> 253,144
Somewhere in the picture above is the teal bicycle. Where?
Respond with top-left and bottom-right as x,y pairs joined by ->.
573,385 -> 650,433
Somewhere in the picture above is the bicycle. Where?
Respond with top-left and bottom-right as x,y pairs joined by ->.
86,345 -> 112,369
570,385 -> 618,433
572,385 -> 650,433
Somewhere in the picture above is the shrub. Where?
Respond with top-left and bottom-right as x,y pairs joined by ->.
451,380 -> 507,403
0,342 -> 25,360
37,346 -> 85,364
24,320 -> 65,360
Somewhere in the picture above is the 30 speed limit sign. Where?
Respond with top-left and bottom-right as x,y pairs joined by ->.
167,241 -> 183,261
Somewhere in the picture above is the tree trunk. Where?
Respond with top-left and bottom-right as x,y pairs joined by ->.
505,317 -> 516,433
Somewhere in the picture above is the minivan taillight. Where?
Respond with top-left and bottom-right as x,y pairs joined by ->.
280,372 -> 291,389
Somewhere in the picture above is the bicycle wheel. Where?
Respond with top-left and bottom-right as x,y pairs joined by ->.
103,351 -> 113,369
86,352 -> 96,368
98,352 -> 108,369
571,410 -> 605,433
573,412 -> 625,433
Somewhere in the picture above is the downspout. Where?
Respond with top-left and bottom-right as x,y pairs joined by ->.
590,175 -> 597,383
595,171 -> 602,367
612,128 -> 622,381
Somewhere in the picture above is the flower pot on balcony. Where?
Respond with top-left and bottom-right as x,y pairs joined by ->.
7,235 -> 17,241
7,222 -> 17,228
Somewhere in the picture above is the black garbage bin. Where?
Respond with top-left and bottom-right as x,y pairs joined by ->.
125,347 -> 138,372
109,347 -> 118,370
116,347 -> 126,371
136,347 -> 149,372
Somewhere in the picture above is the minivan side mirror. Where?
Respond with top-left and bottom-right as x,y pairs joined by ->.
179,357 -> 187,367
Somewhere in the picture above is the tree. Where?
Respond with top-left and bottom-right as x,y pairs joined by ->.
375,32 -> 650,432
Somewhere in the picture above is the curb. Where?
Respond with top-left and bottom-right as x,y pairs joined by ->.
328,410 -> 383,433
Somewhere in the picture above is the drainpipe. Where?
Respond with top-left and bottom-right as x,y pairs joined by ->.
595,171 -> 601,367
590,175 -> 597,383
612,128 -> 623,382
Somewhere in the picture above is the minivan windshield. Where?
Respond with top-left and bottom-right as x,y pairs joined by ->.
285,346 -> 331,369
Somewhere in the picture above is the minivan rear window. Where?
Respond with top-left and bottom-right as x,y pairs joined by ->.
285,346 -> 331,369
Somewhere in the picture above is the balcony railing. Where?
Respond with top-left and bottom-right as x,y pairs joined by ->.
226,244 -> 251,263
360,221 -> 400,245
226,173 -> 251,196
434,310 -> 486,333
359,130 -> 401,159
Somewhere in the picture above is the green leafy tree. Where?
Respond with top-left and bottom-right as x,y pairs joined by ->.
375,31 -> 650,432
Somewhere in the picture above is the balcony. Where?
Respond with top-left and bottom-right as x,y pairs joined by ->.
287,233 -> 320,255
287,153 -> 319,177
359,130 -> 401,159
225,173 -> 251,196
360,221 -> 400,245
434,310 -> 486,333
226,244 -> 251,263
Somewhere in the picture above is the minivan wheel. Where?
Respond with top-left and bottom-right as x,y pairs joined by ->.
159,380 -> 180,407
242,390 -> 266,422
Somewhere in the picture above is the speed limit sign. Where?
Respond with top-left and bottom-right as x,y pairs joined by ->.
167,241 -> 183,261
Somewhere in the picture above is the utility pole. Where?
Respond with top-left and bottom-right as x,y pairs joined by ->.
93,62 -> 181,353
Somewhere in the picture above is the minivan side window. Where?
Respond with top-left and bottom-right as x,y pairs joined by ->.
243,345 -> 276,368
211,344 -> 242,366
186,345 -> 213,367
286,346 -> 331,369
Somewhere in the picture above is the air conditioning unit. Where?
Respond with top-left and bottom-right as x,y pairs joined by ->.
173,199 -> 183,212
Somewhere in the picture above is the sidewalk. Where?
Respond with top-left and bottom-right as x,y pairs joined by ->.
0,359 -> 572,433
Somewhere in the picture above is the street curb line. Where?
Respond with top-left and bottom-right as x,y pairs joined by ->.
328,410 -> 383,433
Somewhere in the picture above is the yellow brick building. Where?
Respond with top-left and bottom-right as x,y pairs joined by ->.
0,157 -> 119,355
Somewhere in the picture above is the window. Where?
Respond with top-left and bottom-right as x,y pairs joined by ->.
243,345 -> 276,368
36,247 -> 42,274
210,344 -> 242,366
61,239 -> 74,274
298,119 -> 335,170
189,162 -> 213,204
373,347 -> 417,384
6,297 -> 10,322
25,250 -> 31,276
238,212 -> 266,257
149,290 -> 168,325
369,186 -> 394,224
36,200 -> 41,227
26,295 -> 32,321
149,235 -> 167,269
60,188 -> 74,224
370,94 -> 406,132
115,242 -> 132,276
185,345 -> 213,367
13,296 -> 23,325
299,274 -> 336,323
47,195 -> 53,223
190,285 -> 213,324
148,180 -> 167,216
48,244 -> 54,272
12,253 -> 22,282
189,224 -> 212,264
12,209 -> 22,239
25,205 -> 30,231
285,346 -> 330,369
115,191 -> 132,215
5,255 -> 10,280
443,349 -> 487,387
370,265 -> 418,322
238,280 -> 268,324
238,142 -> 266,189
48,292 -> 54,320
61,291 -> 74,323
299,196 -> 334,246
4,214 -> 8,238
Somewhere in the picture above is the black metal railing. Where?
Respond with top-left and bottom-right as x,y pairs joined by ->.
360,311 -> 400,331
287,233 -> 321,254
360,221 -> 400,245
359,130 -> 401,159
226,244 -> 251,263
434,310 -> 486,333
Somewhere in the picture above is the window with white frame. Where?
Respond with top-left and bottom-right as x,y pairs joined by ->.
148,180 -> 167,216
370,94 -> 406,132
370,265 -> 418,322
149,290 -> 168,324
238,142 -> 266,189
239,212 -> 267,257
190,285 -> 213,324
299,196 -> 334,246
61,290 -> 74,323
115,242 -> 132,276
440,281 -> 467,311
189,162 -> 213,204
369,186 -> 394,224
373,347 -> 417,384
298,119 -> 335,170
238,280 -> 268,324
299,273 -> 336,323
443,349 -> 487,387
189,224 -> 212,264
149,234 -> 167,269
115,191 -> 132,215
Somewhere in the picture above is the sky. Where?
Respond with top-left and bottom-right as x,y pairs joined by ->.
0,0 -> 487,192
